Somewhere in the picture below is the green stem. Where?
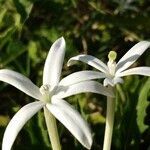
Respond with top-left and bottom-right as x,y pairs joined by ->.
103,86 -> 115,150
44,107 -> 61,150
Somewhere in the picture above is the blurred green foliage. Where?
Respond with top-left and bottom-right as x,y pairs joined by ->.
0,0 -> 150,149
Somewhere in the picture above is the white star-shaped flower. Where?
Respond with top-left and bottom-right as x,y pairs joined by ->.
68,41 -> 150,86
0,37 -> 113,150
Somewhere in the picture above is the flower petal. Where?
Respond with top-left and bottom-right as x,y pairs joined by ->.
0,69 -> 42,100
103,77 -> 124,86
54,81 -> 114,98
68,55 -> 109,73
114,77 -> 124,85
43,37 -> 66,86
103,78 -> 114,87
2,101 -> 44,150
116,41 -> 150,73
117,67 -> 150,77
46,99 -> 92,149
59,70 -> 105,86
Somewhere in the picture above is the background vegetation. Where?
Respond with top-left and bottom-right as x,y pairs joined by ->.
0,0 -> 150,149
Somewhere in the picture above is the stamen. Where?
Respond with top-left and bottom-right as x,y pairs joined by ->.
40,84 -> 52,103
108,51 -> 117,61
107,51 -> 117,76
40,84 -> 51,95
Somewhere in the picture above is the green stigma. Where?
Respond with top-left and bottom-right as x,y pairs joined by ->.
108,51 -> 117,61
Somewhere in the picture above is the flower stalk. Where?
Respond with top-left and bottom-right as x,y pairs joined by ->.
103,86 -> 115,150
44,107 -> 61,150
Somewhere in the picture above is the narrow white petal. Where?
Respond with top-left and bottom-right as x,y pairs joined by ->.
2,101 -> 44,150
0,69 -> 42,100
116,41 -> 150,73
113,77 -> 124,84
54,81 -> 114,98
103,77 -> 124,86
46,100 -> 92,149
43,37 -> 66,86
68,55 -> 109,73
117,67 -> 150,77
103,78 -> 114,87
59,71 -> 105,86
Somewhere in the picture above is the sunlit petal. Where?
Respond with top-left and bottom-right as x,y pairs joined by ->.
116,41 -> 150,73
0,69 -> 42,100
46,100 -> 92,149
43,37 -> 66,86
54,81 -> 114,98
68,55 -> 109,73
2,101 -> 44,150
116,67 -> 150,77
59,71 -> 105,86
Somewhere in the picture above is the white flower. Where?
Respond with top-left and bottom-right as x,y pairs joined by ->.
0,37 -> 113,150
68,41 -> 150,86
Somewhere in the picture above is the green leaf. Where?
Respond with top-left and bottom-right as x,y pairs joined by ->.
0,115 -> 9,126
88,112 -> 105,124
0,40 -> 26,66
137,78 -> 150,133
28,41 -> 39,62
13,0 -> 33,23
0,8 -> 7,25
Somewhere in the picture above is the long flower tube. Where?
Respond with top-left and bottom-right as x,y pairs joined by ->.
0,37 -> 114,150
68,41 -> 150,150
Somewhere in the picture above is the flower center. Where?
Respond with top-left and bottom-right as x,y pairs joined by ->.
107,51 -> 117,77
40,84 -> 52,102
